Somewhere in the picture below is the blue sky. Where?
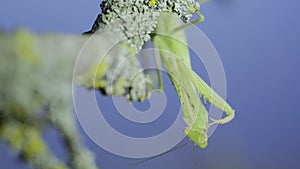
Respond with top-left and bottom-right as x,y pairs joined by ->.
1,0 -> 300,168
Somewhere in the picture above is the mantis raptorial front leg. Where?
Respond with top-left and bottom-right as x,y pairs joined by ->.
190,71 -> 235,125
173,12 -> 235,125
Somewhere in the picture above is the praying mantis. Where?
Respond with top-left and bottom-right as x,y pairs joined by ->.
151,11 -> 235,148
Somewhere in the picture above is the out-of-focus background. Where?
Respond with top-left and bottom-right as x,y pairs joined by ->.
1,0 -> 300,169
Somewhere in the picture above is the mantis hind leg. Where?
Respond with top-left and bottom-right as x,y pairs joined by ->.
152,43 -> 164,92
173,11 -> 205,33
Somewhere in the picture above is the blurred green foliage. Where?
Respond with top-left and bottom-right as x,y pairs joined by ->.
0,29 -> 151,169
0,30 -> 97,169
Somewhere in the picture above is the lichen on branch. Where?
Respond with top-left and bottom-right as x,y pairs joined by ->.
82,0 -> 201,101
85,0 -> 200,51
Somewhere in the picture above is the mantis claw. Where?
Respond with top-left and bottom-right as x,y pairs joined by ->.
208,117 -> 219,127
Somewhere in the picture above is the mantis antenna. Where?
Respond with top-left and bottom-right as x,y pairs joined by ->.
129,140 -> 190,166
193,145 -> 199,169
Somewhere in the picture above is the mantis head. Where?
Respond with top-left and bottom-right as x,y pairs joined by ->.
184,127 -> 208,148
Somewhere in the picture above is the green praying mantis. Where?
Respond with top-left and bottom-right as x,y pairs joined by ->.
151,11 -> 235,148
